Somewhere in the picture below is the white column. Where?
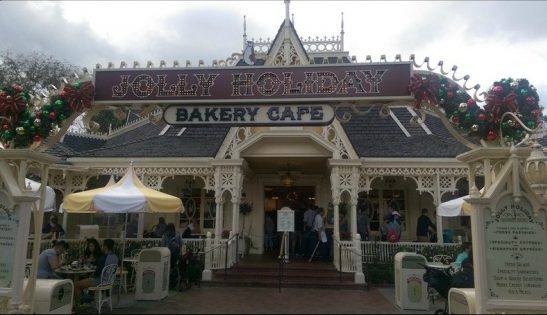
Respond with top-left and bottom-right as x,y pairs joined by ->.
434,174 -> 443,244
214,198 -> 224,241
350,199 -> 358,237
10,202 -> 33,306
202,232 -> 212,281
231,196 -> 240,237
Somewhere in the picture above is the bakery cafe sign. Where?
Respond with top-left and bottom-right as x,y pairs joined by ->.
484,195 -> 547,302
93,63 -> 412,126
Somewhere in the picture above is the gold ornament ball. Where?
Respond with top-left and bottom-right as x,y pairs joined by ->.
49,129 -> 57,136
507,120 -> 515,127
33,118 -> 41,127
510,81 -> 518,88
471,124 -> 479,132
16,127 -> 25,135
458,102 -> 467,112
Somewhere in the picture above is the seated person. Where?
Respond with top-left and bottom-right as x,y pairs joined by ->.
37,240 -> 69,279
73,239 -> 119,306
451,254 -> 474,288
453,242 -> 472,270
41,214 -> 65,239
181,219 -> 195,238
81,238 -> 102,267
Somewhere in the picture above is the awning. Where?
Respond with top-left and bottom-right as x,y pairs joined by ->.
437,195 -> 472,217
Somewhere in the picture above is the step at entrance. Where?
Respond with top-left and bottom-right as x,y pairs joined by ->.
203,255 -> 365,290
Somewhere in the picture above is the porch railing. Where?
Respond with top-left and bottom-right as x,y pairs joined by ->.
334,238 -> 461,273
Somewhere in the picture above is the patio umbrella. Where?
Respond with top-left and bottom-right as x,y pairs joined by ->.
26,178 -> 56,212
437,195 -> 472,217
63,164 -> 183,304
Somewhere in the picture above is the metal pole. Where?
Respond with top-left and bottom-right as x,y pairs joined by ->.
224,240 -> 228,280
339,241 -> 342,282
235,233 -> 239,266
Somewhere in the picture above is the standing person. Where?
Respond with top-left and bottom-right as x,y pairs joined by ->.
181,219 -> 195,238
357,208 -> 372,241
126,215 -> 138,238
311,208 -> 327,260
73,239 -> 119,306
264,214 -> 275,252
385,214 -> 401,243
41,214 -> 65,239
161,223 -> 182,289
416,208 -> 436,242
81,238 -> 101,267
161,223 -> 182,266
153,217 -> 167,238
302,205 -> 316,257
37,240 -> 69,279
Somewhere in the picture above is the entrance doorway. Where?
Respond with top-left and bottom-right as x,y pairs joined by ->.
263,186 -> 315,255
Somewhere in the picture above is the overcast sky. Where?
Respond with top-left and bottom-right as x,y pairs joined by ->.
1,1 -> 546,110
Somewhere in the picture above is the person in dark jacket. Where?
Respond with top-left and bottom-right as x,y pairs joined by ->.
416,208 -> 436,242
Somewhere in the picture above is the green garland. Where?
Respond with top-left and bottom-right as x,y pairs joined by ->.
0,81 -> 94,148
409,73 -> 544,144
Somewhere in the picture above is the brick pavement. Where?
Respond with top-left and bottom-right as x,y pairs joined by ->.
107,286 -> 444,314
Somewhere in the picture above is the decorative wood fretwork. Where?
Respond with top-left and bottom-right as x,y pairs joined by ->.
322,124 -> 352,159
222,127 -> 252,160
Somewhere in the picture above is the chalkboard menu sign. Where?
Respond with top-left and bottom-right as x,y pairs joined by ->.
0,191 -> 18,288
484,195 -> 547,301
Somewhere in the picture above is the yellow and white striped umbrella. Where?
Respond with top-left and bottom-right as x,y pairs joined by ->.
63,165 -> 183,214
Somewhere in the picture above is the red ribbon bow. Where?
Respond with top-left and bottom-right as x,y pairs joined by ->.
485,90 -> 518,122
409,74 -> 439,109
0,91 -> 27,122
62,81 -> 95,112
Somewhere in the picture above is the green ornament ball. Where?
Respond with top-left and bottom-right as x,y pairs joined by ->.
501,122 -> 509,130
29,125 -> 36,133
520,88 -> 528,95
54,99 -> 64,108
22,120 -> 31,129
42,110 -> 49,117
527,121 -> 535,129
3,130 -> 14,141
73,82 -> 81,89
58,114 -> 66,121
504,135 -> 513,143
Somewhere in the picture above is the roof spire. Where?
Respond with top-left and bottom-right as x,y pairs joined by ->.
243,15 -> 247,51
292,13 -> 294,27
340,12 -> 345,51
284,0 -> 290,27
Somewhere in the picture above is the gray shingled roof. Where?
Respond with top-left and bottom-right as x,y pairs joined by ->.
338,107 -> 473,158
70,121 -> 229,158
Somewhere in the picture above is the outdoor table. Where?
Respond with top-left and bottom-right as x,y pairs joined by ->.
56,266 -> 96,282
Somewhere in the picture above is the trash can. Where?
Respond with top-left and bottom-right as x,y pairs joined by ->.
24,279 -> 74,314
448,288 -> 476,314
135,247 -> 170,300
394,252 -> 429,311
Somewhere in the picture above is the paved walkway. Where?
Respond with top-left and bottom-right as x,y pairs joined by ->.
106,286 -> 446,314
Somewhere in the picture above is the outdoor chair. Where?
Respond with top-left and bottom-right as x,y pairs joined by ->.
115,266 -> 129,293
86,264 -> 118,315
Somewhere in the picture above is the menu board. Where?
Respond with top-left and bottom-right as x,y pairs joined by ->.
484,195 -> 547,301
0,191 -> 18,288
277,207 -> 294,232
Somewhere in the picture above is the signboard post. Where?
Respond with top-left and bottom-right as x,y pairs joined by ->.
277,207 -> 294,263
458,147 -> 547,313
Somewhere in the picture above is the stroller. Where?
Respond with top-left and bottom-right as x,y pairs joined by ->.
421,260 -> 474,314
178,246 -> 202,291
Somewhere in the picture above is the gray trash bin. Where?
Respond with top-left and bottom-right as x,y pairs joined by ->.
394,252 -> 429,310
135,247 -> 170,300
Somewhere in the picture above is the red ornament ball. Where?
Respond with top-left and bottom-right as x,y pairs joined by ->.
492,86 -> 504,94
49,112 -> 57,120
12,84 -> 22,92
526,96 -> 536,105
446,92 -> 454,98
487,131 -> 497,141
478,113 -> 486,121
2,124 -> 9,130
452,116 -> 460,124
467,99 -> 476,107
32,135 -> 42,142
59,91 -> 67,98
